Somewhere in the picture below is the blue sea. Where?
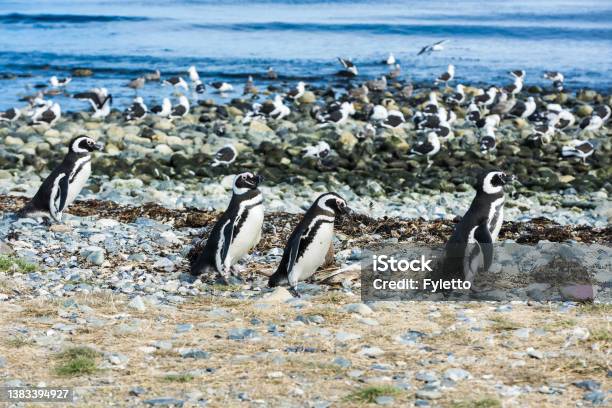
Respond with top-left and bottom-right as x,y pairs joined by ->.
0,0 -> 611,110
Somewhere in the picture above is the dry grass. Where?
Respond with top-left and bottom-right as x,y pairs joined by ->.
0,294 -> 609,407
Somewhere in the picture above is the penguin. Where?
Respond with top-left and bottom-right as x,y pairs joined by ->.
440,170 -> 511,286
18,135 -> 103,223
190,172 -> 264,282
268,193 -> 350,297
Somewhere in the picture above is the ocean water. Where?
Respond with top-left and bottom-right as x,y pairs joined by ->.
0,0 -> 611,110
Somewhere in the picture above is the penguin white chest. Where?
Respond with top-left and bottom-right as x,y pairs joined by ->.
293,222 -> 334,282
488,197 -> 505,241
66,159 -> 91,207
228,203 -> 264,263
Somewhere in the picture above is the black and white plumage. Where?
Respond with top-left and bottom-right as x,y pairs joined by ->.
211,81 -> 233,93
503,76 -> 523,96
441,170 -> 510,286
212,144 -> 238,167
287,81 -> 306,101
592,105 -> 611,122
561,140 -> 594,163
409,131 -> 440,168
49,76 -> 71,88
125,97 -> 147,121
268,192 -> 349,297
543,71 -> 564,83
577,115 -> 604,135
318,102 -> 355,126
73,88 -> 112,119
418,39 -> 448,56
302,141 -> 331,160
546,104 -> 575,130
479,126 -> 497,152
529,122 -> 555,145
0,107 -> 20,122
509,70 -> 525,80
473,87 -> 498,108
151,97 -> 172,117
31,102 -> 61,126
163,76 -> 189,91
435,64 -> 455,86
445,84 -> 465,106
475,114 -> 501,130
268,95 -> 291,120
369,104 -> 388,122
17,136 -> 103,222
466,103 -> 481,123
190,173 -> 264,282
169,95 -> 190,119
508,96 -> 536,119
381,110 -> 406,129
337,57 -> 358,76
194,80 -> 205,94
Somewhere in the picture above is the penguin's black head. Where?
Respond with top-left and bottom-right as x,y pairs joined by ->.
233,172 -> 263,193
316,192 -> 350,215
477,170 -> 511,195
69,135 -> 103,154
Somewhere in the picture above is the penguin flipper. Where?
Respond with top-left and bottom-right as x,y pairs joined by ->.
49,173 -> 69,222
218,219 -> 236,274
474,223 -> 493,272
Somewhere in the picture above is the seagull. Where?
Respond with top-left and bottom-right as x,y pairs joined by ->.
445,84 -> 465,106
144,70 -> 161,81
369,104 -> 388,122
211,81 -> 233,93
302,141 -> 331,160
466,102 -> 481,123
389,64 -> 402,79
593,105 -> 611,122
409,131 -> 440,168
381,110 -> 406,129
73,88 -> 112,119
503,76 -> 523,96
287,81 -> 306,102
125,97 -> 147,121
473,86 -> 498,108
561,140 -> 594,164
127,77 -> 145,92
577,114 -> 603,135
212,144 -> 237,167
49,76 -> 71,88
169,95 -> 190,119
0,107 -> 21,122
490,92 -> 516,116
475,114 -> 501,130
151,98 -> 172,117
418,40 -> 448,56
384,53 -> 396,65
318,101 -> 355,126
267,67 -> 278,80
480,125 -> 497,152
31,102 -> 61,126
546,104 -> 575,130
435,64 -> 455,86
543,71 -> 564,83
269,95 -> 291,120
337,57 -> 358,76
366,76 -> 387,92
243,76 -> 256,95
163,76 -> 189,91
509,70 -> 526,80
188,66 -> 205,94
508,96 -> 536,119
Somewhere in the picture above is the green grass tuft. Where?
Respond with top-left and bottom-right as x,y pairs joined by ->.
163,374 -> 194,383
344,385 -> 401,403
55,347 -> 99,377
0,255 -> 37,274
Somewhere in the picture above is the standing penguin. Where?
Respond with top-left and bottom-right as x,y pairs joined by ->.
18,136 -> 103,222
440,170 -> 511,287
268,193 -> 350,297
190,172 -> 264,283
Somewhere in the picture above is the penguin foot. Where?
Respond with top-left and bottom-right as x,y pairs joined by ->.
288,287 -> 301,298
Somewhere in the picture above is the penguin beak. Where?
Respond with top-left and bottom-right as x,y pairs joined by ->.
340,206 -> 352,215
94,143 -> 104,151
254,175 -> 264,186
